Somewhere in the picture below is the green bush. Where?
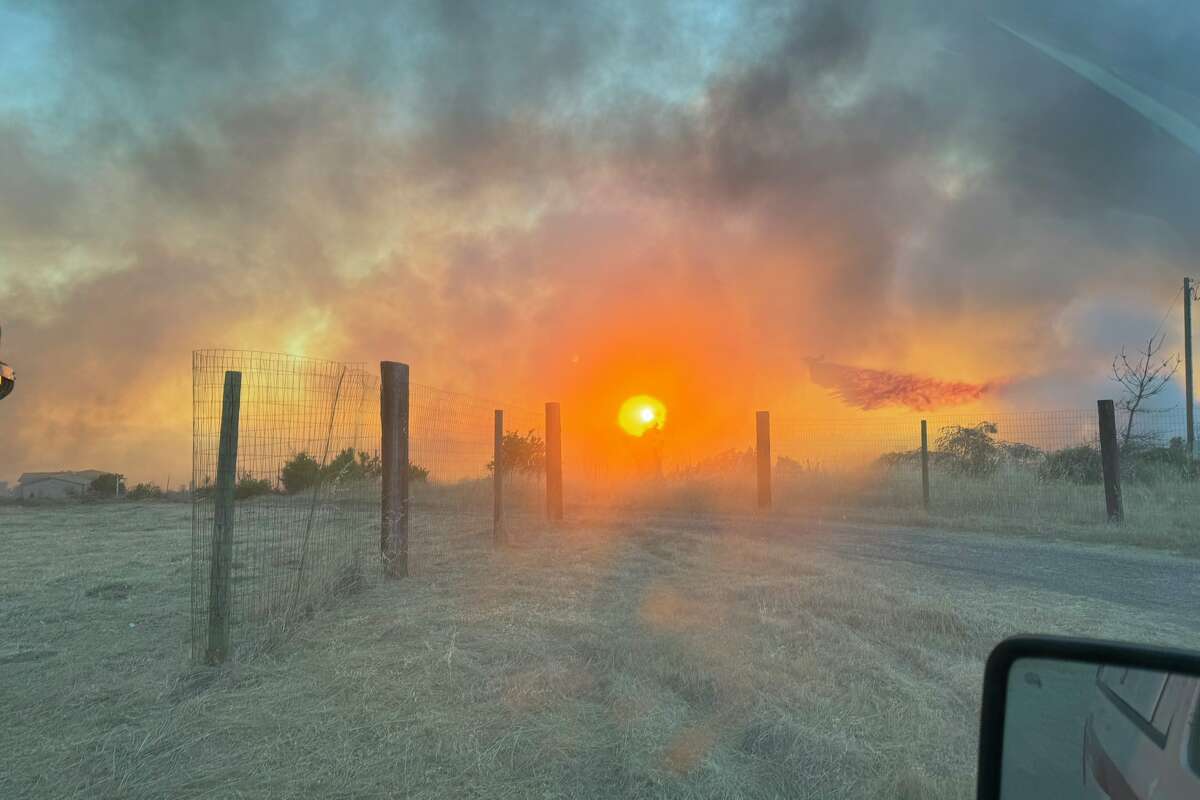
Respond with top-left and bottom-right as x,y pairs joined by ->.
235,474 -> 273,499
282,448 -> 425,493
1122,438 -> 1200,484
934,422 -> 1001,477
280,452 -> 322,494
88,473 -> 125,497
487,429 -> 545,475
1038,446 -> 1102,484
323,448 -> 369,484
126,482 -> 164,500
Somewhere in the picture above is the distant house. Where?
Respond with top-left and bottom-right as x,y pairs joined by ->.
16,470 -> 110,499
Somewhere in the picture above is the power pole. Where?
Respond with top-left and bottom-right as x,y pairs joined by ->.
1186,276 -> 1195,457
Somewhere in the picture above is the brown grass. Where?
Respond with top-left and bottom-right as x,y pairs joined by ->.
569,467 -> 1200,557
2,501 -> 1198,799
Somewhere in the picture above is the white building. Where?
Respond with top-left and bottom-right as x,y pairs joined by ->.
17,470 -> 109,499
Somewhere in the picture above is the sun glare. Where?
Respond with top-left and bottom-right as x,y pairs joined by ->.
618,394 -> 666,436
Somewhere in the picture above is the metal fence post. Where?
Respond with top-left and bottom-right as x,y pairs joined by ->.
1097,399 -> 1123,523
494,409 -> 504,545
381,361 -> 410,578
756,411 -> 772,509
920,419 -> 930,510
545,402 -> 563,522
207,370 -> 241,665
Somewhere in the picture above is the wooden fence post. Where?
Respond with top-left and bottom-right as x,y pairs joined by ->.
494,409 -> 504,545
920,419 -> 930,510
381,361 -> 410,578
1097,399 -> 1123,523
545,402 -> 563,522
756,411 -> 772,509
207,370 -> 241,665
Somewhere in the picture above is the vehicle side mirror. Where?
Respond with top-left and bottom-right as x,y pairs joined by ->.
976,635 -> 1200,799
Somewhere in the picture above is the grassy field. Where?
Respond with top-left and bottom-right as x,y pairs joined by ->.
582,468 -> 1200,557
3,501 -> 1199,799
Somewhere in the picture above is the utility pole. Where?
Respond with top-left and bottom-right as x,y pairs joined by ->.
1186,276 -> 1195,457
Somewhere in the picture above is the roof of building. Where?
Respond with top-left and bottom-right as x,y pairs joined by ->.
18,470 -> 107,486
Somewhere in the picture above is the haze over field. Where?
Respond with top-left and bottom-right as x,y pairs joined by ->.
2,0 -> 1199,483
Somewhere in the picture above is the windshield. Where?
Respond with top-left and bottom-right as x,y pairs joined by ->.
2,2 -> 1198,798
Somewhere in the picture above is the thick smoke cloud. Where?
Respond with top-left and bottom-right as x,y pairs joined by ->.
1,0 -> 1197,482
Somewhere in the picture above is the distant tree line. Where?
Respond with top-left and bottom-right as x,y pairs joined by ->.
877,421 -> 1198,485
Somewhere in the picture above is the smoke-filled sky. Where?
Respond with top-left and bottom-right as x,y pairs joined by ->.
2,0 -> 1198,485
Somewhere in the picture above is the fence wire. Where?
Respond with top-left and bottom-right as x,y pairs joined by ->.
408,384 -> 545,558
771,407 -> 1197,529
191,350 -> 382,660
192,352 -> 549,659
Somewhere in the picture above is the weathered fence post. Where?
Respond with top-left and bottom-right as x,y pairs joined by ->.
207,370 -> 241,665
494,409 -> 505,545
381,361 -> 410,578
920,419 -> 930,510
1185,276 -> 1194,458
1097,399 -> 1123,523
545,402 -> 563,522
756,410 -> 772,509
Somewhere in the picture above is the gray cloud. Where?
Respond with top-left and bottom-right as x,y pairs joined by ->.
2,0 -> 1198,481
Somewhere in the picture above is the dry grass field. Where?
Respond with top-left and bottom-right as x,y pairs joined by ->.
3,501 -> 1199,799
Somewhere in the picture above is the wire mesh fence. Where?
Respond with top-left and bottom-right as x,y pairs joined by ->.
192,345 -> 1196,661
407,384 -> 545,559
191,350 -> 382,661
770,406 -> 1198,530
192,350 -> 549,660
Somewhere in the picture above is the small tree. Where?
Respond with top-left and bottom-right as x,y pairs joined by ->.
126,482 -> 164,500
280,452 -> 322,494
235,473 -> 273,499
1112,334 -> 1180,448
89,473 -> 125,497
323,448 -> 367,483
935,422 -> 1001,477
487,429 -> 545,475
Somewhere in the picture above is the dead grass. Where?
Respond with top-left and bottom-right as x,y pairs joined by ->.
573,468 -> 1200,557
2,502 -> 1199,799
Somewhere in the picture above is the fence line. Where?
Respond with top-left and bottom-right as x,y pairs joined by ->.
766,405 -> 1196,528
191,350 -> 548,662
192,348 -> 1198,662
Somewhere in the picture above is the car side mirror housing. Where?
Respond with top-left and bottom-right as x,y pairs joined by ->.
977,635 -> 1200,799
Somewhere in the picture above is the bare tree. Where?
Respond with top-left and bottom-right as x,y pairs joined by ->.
1111,334 -> 1181,447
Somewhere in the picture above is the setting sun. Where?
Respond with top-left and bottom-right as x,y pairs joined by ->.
618,394 -> 667,437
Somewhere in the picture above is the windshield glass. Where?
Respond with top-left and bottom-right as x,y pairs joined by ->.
2,2 -> 1198,798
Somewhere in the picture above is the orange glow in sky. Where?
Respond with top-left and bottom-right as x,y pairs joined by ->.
618,394 -> 667,437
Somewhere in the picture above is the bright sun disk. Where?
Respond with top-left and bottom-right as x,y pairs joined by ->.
618,394 -> 667,436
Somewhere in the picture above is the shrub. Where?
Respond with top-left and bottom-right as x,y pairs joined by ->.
280,452 -> 322,494
235,474 -> 273,499
1038,445 -> 1102,484
323,448 -> 369,484
678,448 -> 756,476
935,422 -> 1001,477
876,449 -> 922,469
409,463 -> 430,482
1122,437 -> 1200,484
487,429 -> 545,475
88,473 -> 125,497
1000,441 -> 1044,465
776,455 -> 823,474
126,482 -> 164,500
